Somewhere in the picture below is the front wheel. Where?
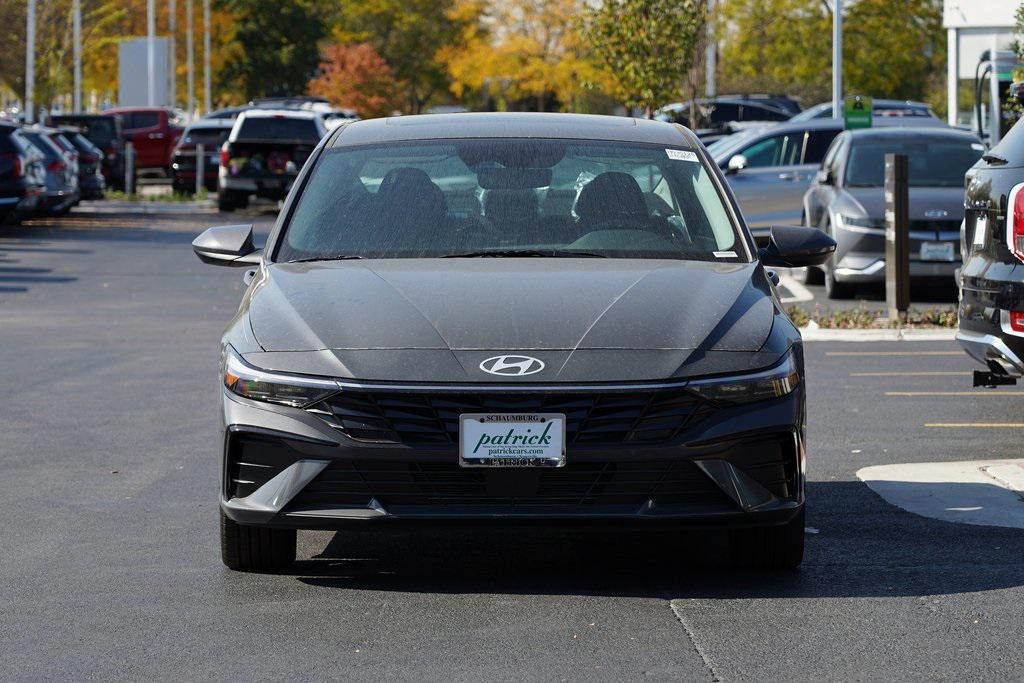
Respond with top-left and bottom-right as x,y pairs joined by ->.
220,510 -> 296,572
825,262 -> 855,300
728,507 -> 805,570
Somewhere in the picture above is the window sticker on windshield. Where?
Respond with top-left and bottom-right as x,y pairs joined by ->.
666,149 -> 699,162
714,250 -> 737,258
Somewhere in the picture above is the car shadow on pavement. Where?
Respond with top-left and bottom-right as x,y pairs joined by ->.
291,480 -> 1024,599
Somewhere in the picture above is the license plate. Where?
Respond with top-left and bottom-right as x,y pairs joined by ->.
459,413 -> 565,468
919,241 -> 955,262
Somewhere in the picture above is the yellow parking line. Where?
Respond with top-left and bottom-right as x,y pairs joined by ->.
887,391 -> 1024,397
852,371 -> 971,377
827,351 -> 963,356
925,423 -> 1024,428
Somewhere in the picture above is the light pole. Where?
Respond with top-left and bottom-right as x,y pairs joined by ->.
705,0 -> 716,98
203,0 -> 211,114
73,0 -> 82,112
147,0 -> 156,106
25,0 -> 36,123
169,0 -> 177,108
186,0 -> 194,117
832,0 -> 843,119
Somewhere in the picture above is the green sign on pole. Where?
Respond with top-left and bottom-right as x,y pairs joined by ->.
844,95 -> 873,129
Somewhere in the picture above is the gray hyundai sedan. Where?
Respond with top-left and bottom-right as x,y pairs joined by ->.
193,113 -> 834,572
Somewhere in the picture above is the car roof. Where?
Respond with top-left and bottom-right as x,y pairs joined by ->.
185,118 -> 235,130
847,126 -> 980,142
332,112 -> 696,147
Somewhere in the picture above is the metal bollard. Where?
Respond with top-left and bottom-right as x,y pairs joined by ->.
125,141 -> 135,196
884,153 -> 909,322
195,143 -> 204,195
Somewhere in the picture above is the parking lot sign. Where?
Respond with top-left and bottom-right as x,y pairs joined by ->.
844,95 -> 873,129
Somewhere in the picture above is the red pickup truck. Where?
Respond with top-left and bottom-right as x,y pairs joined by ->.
106,107 -> 185,174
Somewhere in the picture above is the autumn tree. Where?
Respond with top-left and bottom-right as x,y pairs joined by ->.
586,0 -> 705,116
308,43 -> 399,118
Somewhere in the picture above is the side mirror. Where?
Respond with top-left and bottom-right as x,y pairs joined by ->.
192,224 -> 262,267
814,168 -> 833,185
757,225 -> 836,268
726,154 -> 748,175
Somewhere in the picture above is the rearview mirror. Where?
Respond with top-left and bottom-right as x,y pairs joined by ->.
726,154 -> 748,175
192,224 -> 262,267
757,225 -> 836,268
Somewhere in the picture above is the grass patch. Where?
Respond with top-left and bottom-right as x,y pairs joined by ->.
104,188 -> 209,203
787,304 -> 957,329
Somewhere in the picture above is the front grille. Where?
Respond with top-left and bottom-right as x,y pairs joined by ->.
286,459 -> 732,510
306,388 -> 713,447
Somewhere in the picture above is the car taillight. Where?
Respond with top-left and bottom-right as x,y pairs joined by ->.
1009,182 -> 1024,263
0,153 -> 22,178
220,148 -> 230,167
1010,311 -> 1024,333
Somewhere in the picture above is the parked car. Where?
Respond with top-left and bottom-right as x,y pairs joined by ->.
789,99 -> 939,122
712,120 -> 846,229
217,109 -> 327,211
48,113 -> 124,190
20,127 -> 79,216
802,127 -> 983,298
59,128 -> 106,199
46,131 -> 81,204
655,96 -> 798,144
0,122 -> 46,223
105,106 -> 185,173
191,112 -> 837,572
170,119 -> 233,194
958,118 -> 1024,387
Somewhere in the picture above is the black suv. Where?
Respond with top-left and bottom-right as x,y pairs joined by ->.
959,119 -> 1024,386
0,123 -> 46,224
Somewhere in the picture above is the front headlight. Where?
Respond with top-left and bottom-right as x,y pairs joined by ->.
836,213 -> 886,230
688,352 -> 800,404
221,346 -> 337,407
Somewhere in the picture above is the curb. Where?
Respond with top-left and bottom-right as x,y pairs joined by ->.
799,326 -> 957,342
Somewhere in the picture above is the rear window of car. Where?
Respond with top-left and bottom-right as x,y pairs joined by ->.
237,117 -> 320,141
278,138 -> 741,262
182,127 -> 231,146
124,112 -> 160,130
57,118 -> 117,148
22,132 -> 64,160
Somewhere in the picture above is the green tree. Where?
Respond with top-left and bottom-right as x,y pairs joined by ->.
334,0 -> 471,113
717,0 -> 832,105
844,0 -> 944,104
585,0 -> 705,116
216,0 -> 330,99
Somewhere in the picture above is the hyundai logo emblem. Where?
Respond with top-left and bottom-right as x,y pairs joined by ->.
479,355 -> 545,377
924,209 -> 948,219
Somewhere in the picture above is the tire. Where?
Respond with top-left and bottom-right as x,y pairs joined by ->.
729,507 -> 805,570
824,263 -> 855,300
220,510 -> 296,572
793,266 -> 825,286
217,189 -> 237,212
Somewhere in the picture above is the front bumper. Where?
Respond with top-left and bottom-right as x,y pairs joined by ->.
218,381 -> 806,529
833,253 -> 959,284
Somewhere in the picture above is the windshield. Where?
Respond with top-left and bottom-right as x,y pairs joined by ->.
845,138 -> 982,187
277,139 -> 741,262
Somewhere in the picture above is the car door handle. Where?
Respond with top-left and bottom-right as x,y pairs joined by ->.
148,132 -> 164,139
778,172 -> 800,181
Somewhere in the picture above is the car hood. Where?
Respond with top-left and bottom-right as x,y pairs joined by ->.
244,259 -> 781,383
842,187 -> 966,222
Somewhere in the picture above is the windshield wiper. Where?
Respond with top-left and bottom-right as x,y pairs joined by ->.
287,254 -> 365,263
443,249 -> 607,258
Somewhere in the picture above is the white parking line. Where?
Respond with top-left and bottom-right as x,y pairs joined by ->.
778,275 -> 814,304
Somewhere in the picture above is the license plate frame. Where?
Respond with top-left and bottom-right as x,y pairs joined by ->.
459,413 -> 566,468
919,241 -> 955,262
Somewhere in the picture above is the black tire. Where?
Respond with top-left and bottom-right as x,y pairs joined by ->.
793,266 -> 825,286
824,264 -> 855,299
729,507 -> 805,570
220,510 -> 296,572
217,190 -> 236,212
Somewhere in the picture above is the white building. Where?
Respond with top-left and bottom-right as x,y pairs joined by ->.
944,0 -> 1019,126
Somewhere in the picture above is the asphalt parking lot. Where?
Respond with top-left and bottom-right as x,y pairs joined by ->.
2,204 -> 1023,680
